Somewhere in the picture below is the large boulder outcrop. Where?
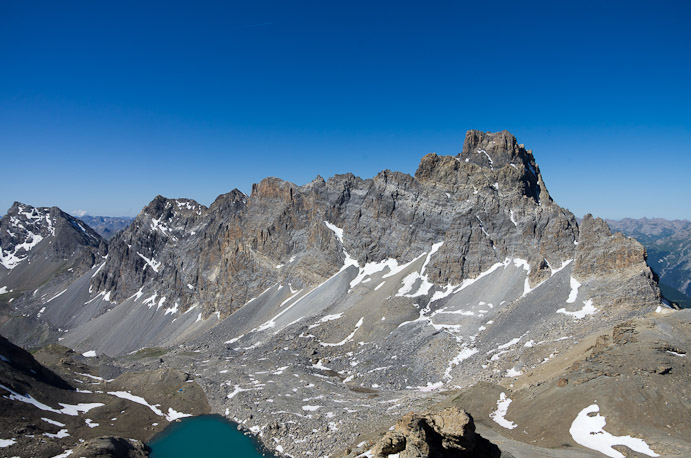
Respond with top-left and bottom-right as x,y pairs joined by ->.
372,407 -> 500,457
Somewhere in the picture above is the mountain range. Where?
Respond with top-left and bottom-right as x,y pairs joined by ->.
0,130 -> 688,458
78,216 -> 134,240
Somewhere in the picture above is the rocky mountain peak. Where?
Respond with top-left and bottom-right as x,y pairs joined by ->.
1,202 -> 102,270
460,130 -> 530,168
142,195 -> 206,220
415,130 -> 549,204
0,202 -> 105,294
251,177 -> 298,202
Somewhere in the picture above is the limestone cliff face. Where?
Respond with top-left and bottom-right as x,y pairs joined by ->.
574,214 -> 659,308
90,195 -> 210,308
87,130 -> 659,318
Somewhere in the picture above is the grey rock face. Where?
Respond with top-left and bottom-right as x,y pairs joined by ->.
90,195 -> 210,309
574,214 -> 659,309
607,217 -> 691,300
0,202 -> 105,291
89,130 -> 598,320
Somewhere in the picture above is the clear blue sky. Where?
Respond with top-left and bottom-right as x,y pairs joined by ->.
1,0 -> 689,219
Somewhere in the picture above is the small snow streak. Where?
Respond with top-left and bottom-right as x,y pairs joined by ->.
137,252 -> 162,273
321,317 -> 364,347
477,149 -> 493,168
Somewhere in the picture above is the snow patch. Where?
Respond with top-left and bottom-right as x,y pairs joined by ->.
569,404 -> 659,457
82,350 -> 97,358
0,438 -> 16,447
0,383 -> 103,416
567,277 -> 581,303
505,367 -> 522,377
107,391 -> 191,422
490,392 -> 517,429
557,299 -> 598,319
302,405 -> 321,412
417,381 -> 444,392
164,302 -> 179,316
42,417 -> 66,427
444,347 -> 478,379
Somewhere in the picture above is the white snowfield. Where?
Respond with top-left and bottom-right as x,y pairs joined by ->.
489,392 -> 517,429
569,404 -> 659,458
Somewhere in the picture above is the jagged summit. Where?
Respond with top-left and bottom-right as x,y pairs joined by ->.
0,202 -> 102,270
415,130 -> 550,205
460,130 -> 535,169
141,195 -> 207,219
0,202 -> 105,296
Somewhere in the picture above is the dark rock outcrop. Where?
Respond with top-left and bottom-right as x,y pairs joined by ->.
72,436 -> 150,458
0,334 -> 72,391
372,407 -> 500,457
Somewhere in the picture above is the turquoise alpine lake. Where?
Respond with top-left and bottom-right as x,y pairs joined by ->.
148,415 -> 278,458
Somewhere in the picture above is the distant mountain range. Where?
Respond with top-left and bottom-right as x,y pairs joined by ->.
607,218 -> 691,308
78,215 -> 134,239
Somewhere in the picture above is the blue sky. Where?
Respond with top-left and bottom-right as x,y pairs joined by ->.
1,0 -> 689,219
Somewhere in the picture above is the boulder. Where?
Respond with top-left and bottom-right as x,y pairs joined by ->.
372,407 -> 500,457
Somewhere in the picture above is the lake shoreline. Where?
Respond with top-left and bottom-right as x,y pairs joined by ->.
148,414 -> 280,458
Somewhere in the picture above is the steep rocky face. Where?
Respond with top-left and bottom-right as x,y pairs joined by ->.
607,217 -> 691,300
0,334 -> 72,391
574,214 -> 660,309
0,202 -> 105,291
90,196 -> 210,308
88,130 -> 600,320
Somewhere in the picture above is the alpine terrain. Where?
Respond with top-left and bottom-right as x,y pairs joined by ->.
1,130 -> 688,458
606,218 -> 691,308
79,216 -> 135,240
